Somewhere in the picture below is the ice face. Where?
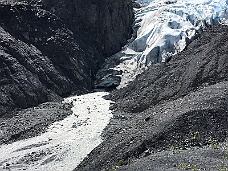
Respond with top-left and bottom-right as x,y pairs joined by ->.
131,0 -> 228,70
96,0 -> 228,89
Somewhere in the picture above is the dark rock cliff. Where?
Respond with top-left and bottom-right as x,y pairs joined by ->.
0,0 -> 133,117
37,0 -> 134,57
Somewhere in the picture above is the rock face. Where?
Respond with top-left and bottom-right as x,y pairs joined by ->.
38,0 -> 134,57
0,0 -> 133,117
75,25 -> 228,171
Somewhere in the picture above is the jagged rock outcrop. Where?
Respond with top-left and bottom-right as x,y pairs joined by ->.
75,25 -> 228,171
0,0 -> 133,116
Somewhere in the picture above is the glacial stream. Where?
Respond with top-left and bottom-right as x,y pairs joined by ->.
0,92 -> 113,171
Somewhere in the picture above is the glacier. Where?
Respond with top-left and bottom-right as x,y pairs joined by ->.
95,0 -> 228,88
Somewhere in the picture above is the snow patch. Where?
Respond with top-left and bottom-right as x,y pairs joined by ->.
0,92 -> 113,171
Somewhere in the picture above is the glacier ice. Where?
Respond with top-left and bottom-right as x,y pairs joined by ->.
95,0 -> 228,88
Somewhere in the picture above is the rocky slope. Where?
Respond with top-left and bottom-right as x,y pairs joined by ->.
0,102 -> 73,145
0,0 -> 133,117
75,25 -> 228,171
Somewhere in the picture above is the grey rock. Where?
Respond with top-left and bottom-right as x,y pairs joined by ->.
36,0 -> 134,57
0,101 -> 73,145
95,68 -> 122,89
